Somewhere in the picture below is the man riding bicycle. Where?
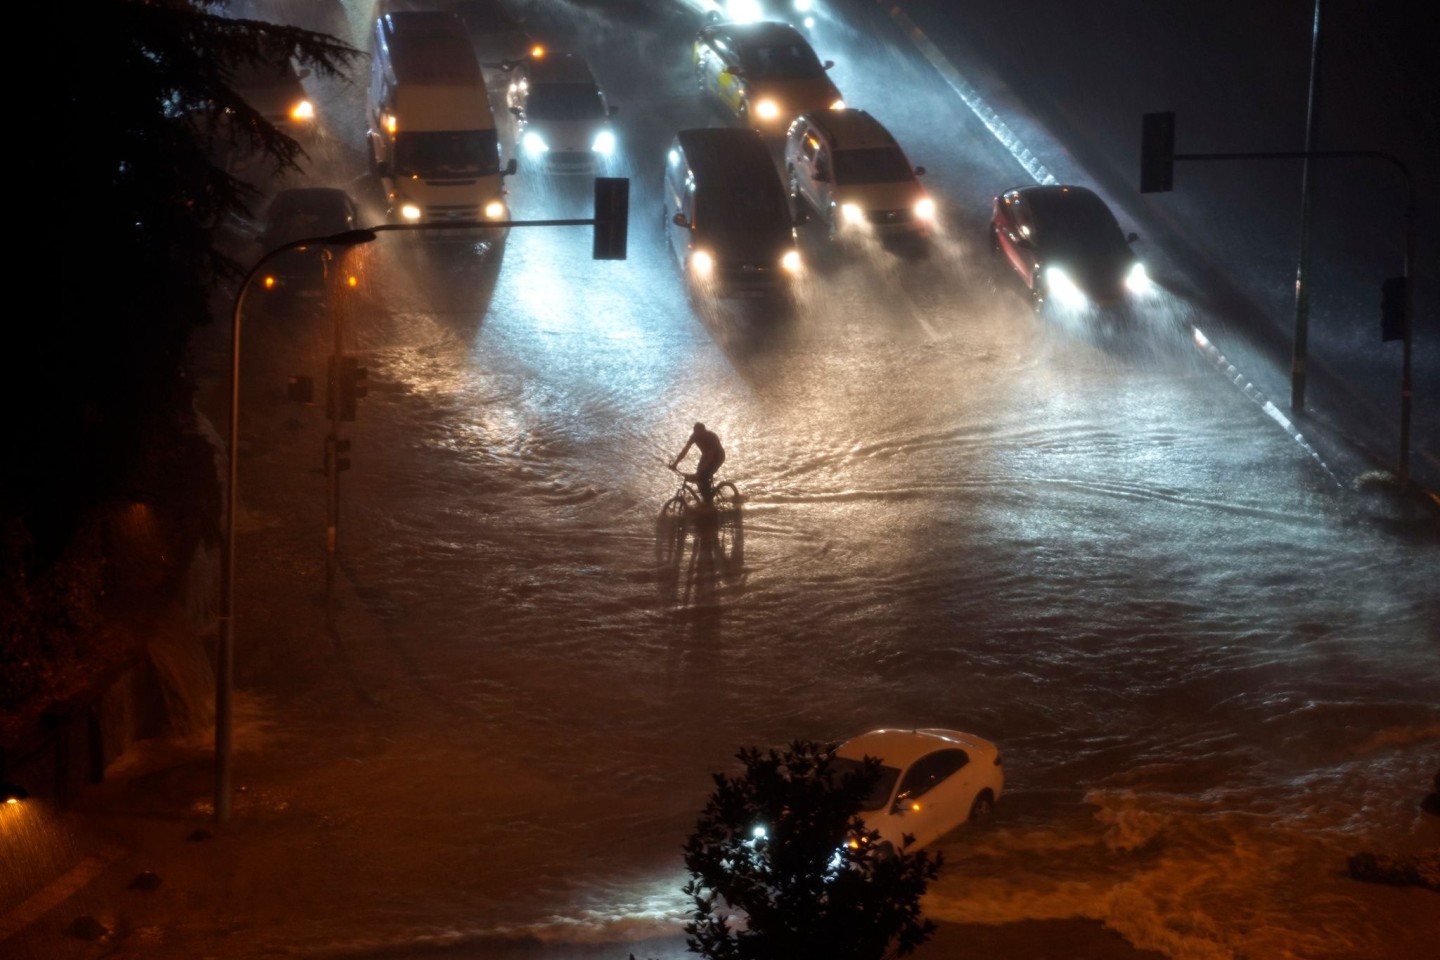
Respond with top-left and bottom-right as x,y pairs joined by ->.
671,422 -> 726,505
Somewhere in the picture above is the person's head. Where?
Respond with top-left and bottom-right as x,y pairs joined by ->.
693,422 -> 706,436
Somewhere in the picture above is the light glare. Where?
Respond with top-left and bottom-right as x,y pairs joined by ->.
755,99 -> 779,120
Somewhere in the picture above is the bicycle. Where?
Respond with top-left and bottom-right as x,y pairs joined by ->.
662,466 -> 741,519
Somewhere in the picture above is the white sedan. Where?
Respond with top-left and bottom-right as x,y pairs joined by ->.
833,728 -> 1004,854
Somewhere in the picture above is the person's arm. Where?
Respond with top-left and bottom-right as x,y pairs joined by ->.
670,438 -> 694,469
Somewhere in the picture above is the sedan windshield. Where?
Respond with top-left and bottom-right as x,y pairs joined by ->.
527,83 -> 607,122
830,757 -> 901,812
393,129 -> 501,178
740,42 -> 824,80
1030,191 -> 1126,255
834,147 -> 914,185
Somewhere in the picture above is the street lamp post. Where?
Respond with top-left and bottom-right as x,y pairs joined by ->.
217,228 -> 376,825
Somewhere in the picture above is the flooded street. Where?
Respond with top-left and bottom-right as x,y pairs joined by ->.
6,3 -> 1437,959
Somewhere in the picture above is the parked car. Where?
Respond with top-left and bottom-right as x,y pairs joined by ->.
990,184 -> 1153,312
832,728 -> 1003,855
694,20 -> 843,135
506,51 -> 617,175
785,109 -> 935,242
253,187 -> 362,302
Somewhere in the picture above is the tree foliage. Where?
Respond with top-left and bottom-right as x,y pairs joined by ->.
3,1 -> 358,726
678,739 -> 942,960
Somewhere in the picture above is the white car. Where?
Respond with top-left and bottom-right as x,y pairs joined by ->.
833,728 -> 1003,854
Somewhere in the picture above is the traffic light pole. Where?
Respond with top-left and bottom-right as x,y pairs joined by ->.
1140,116 -> 1417,497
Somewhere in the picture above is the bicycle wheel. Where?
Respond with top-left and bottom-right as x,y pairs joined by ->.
712,481 -> 740,508
661,494 -> 689,520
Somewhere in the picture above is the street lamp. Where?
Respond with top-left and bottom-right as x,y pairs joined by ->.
217,228 -> 377,825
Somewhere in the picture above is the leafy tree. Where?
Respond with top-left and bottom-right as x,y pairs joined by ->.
3,1 -> 357,718
675,739 -> 942,960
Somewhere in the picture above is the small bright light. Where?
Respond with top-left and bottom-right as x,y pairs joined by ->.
668,148 -> 680,166
290,99 -> 315,122
829,99 -> 846,110
530,44 -> 546,58
781,249 -> 802,273
1019,224 -> 1030,238
803,16 -> 816,28
522,131 -> 549,155
400,202 -> 422,222
1045,266 -> 1087,308
592,129 -> 616,156
752,825 -> 767,839
914,197 -> 936,221
691,250 -> 714,276
755,99 -> 779,120
840,203 -> 865,224
262,275 -> 278,290
346,274 -> 358,288
1125,261 -> 1153,294
384,113 -> 397,134
910,802 -> 921,812
484,200 -> 506,219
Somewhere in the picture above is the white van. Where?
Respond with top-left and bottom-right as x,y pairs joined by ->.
366,10 -> 516,234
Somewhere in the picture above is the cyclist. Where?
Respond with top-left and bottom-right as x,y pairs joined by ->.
671,422 -> 726,505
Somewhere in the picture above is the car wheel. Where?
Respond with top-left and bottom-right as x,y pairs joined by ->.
968,791 -> 995,820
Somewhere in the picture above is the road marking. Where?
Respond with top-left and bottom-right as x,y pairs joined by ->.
0,843 -> 124,943
878,2 -> 1057,186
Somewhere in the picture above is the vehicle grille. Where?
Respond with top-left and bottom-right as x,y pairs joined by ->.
867,208 -> 916,225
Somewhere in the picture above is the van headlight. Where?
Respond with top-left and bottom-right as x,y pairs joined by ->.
781,249 -> 802,274
484,199 -> 507,220
914,197 -> 936,222
755,99 -> 780,121
592,129 -> 616,156
691,249 -> 715,277
840,203 -> 865,225
522,131 -> 549,156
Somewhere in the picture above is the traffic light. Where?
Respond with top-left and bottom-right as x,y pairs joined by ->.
1381,276 -> 1406,342
327,355 -> 369,421
1140,111 -> 1175,194
593,176 -> 629,260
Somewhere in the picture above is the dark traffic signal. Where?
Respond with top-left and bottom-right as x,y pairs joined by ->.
1140,111 -> 1175,194
593,177 -> 629,260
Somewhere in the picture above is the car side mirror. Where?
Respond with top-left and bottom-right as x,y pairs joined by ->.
823,60 -> 835,70
672,212 -> 690,228
914,166 -> 926,177
503,157 -> 518,177
1127,231 -> 1139,243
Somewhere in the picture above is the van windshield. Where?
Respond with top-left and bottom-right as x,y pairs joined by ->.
527,83 -> 607,122
834,147 -> 914,185
696,181 -> 789,233
393,130 -> 501,178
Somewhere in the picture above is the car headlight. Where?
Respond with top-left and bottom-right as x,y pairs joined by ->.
755,99 -> 780,120
1125,261 -> 1153,294
290,99 -> 315,122
522,131 -> 549,155
829,98 -> 846,110
484,199 -> 507,220
840,202 -> 865,225
592,129 -> 616,156
914,197 -> 936,221
1044,266 -> 1087,307
691,249 -> 714,276
400,202 -> 423,222
781,249 -> 802,274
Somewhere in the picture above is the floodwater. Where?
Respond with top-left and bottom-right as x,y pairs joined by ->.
10,2 -> 1437,959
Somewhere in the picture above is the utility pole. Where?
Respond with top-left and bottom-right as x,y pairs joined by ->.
1291,0 -> 1325,414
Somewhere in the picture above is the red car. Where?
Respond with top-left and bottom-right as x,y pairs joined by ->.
990,184 -> 1152,313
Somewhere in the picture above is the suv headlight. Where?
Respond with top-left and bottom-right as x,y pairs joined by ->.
781,249 -> 802,274
840,203 -> 865,225
592,129 -> 616,156
1044,266 -> 1087,307
914,197 -> 936,222
1125,261 -> 1152,294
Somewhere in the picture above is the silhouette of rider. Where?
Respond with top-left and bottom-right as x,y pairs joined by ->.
671,422 -> 726,505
